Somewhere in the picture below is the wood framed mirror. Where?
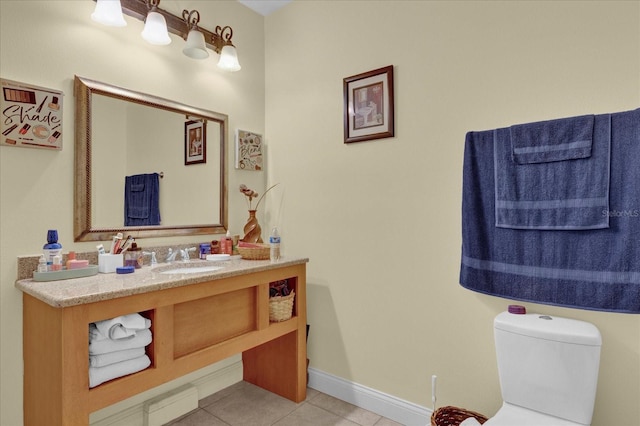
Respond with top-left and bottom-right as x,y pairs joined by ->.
74,75 -> 228,242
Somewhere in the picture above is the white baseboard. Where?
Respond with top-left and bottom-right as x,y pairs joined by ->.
308,367 -> 432,426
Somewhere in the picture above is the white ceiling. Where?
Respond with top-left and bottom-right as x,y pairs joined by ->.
237,0 -> 292,16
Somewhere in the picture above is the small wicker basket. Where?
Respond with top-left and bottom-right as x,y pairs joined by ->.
269,291 -> 295,322
430,406 -> 488,426
237,244 -> 270,260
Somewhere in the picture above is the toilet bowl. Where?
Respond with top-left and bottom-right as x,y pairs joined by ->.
486,311 -> 602,426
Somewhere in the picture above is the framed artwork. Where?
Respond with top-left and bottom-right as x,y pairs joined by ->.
343,65 -> 394,144
184,120 -> 206,165
1,78 -> 64,150
235,129 -> 263,170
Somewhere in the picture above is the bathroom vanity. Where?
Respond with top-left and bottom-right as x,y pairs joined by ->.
15,257 -> 308,426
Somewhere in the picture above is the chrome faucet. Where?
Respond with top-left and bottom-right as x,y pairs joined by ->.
180,247 -> 196,262
165,248 -> 178,263
142,251 -> 158,267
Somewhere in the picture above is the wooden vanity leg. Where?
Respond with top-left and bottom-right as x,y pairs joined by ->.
23,294 -> 90,426
243,329 -> 307,403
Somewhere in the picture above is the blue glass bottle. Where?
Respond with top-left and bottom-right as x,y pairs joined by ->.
43,229 -> 62,264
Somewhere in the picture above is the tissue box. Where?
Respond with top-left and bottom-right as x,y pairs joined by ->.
98,254 -> 123,273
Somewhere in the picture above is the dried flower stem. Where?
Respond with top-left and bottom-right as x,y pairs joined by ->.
254,183 -> 279,211
240,183 -> 279,210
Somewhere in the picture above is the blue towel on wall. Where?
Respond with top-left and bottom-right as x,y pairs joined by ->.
460,108 -> 640,313
510,115 -> 594,164
124,173 -> 161,226
495,114 -> 610,230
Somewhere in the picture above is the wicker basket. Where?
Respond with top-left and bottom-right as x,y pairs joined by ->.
269,291 -> 295,322
237,244 -> 270,260
430,406 -> 488,426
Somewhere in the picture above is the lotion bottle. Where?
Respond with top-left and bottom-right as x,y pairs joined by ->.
51,255 -> 63,271
223,231 -> 233,255
37,255 -> 48,273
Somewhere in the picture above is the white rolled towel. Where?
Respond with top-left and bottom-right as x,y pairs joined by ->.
89,328 -> 152,355
89,347 -> 147,367
89,354 -> 151,388
460,417 -> 482,426
94,313 -> 151,340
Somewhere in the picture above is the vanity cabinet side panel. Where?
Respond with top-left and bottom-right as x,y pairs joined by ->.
244,264 -> 307,402
23,294 -> 89,426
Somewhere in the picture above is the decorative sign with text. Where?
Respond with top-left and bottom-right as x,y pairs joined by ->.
1,78 -> 63,150
235,129 -> 263,171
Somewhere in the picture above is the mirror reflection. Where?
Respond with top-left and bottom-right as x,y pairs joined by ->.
74,76 -> 228,242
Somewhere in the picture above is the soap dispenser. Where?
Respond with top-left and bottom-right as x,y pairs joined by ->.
124,242 -> 143,269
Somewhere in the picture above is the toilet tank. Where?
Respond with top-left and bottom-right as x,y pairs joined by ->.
494,312 -> 601,425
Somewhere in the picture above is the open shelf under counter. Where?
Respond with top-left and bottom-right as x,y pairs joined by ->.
16,257 -> 308,426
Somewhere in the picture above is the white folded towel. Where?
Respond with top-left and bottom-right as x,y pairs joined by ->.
89,354 -> 151,388
94,314 -> 152,341
89,347 -> 147,368
89,323 -> 110,342
460,417 -> 482,426
89,328 -> 152,355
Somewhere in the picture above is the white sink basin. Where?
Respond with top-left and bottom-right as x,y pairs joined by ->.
159,265 -> 224,275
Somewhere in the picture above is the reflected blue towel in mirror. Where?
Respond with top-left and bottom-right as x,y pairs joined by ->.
124,173 -> 161,226
461,108 -> 640,313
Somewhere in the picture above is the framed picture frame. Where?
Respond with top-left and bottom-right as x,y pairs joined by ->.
235,129 -> 264,170
184,120 -> 206,165
343,65 -> 394,144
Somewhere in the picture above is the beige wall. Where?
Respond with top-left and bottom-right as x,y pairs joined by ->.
264,1 -> 640,425
1,1 -> 639,425
0,1 -> 266,425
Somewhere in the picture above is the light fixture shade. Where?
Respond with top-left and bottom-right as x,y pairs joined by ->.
141,11 -> 171,45
91,0 -> 127,27
217,45 -> 241,72
183,29 -> 209,59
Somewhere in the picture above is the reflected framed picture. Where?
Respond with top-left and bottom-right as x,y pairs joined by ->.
343,65 -> 394,144
185,119 -> 206,165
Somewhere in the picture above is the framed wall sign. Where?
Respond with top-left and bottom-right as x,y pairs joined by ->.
235,129 -> 263,170
1,78 -> 64,150
184,119 -> 206,165
343,65 -> 394,144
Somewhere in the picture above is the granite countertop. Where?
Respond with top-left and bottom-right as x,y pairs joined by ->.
15,256 -> 308,308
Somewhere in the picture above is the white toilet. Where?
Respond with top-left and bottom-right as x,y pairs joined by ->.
485,311 -> 602,426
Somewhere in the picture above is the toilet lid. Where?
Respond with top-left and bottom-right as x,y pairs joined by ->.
484,403 -> 586,426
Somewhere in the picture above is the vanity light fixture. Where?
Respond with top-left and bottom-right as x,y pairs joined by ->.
213,26 -> 241,72
182,10 -> 208,59
91,0 -> 127,27
140,0 -> 171,45
90,0 -> 241,72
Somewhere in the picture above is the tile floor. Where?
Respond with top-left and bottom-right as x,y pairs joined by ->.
167,381 -> 404,426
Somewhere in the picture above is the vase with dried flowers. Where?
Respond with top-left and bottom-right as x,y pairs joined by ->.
239,183 -> 279,243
